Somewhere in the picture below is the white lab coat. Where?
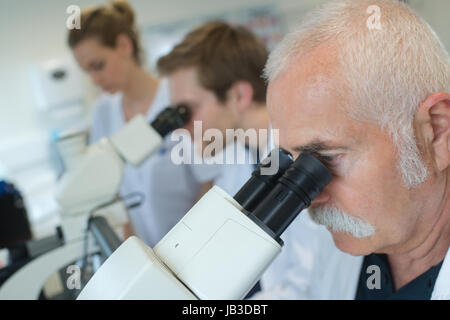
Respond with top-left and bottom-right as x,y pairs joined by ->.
207,142 -> 254,196
253,211 -> 450,300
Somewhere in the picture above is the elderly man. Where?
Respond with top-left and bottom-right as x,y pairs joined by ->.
263,0 -> 450,299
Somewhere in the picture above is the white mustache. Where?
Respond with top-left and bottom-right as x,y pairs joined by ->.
309,205 -> 375,238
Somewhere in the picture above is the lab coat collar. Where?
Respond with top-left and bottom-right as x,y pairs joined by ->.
431,246 -> 450,300
346,246 -> 450,300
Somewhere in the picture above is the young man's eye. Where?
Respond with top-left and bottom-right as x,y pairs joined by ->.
185,103 -> 200,112
92,61 -> 105,71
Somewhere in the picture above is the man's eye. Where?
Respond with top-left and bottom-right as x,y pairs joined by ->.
314,154 -> 340,169
321,155 -> 335,165
92,61 -> 105,71
186,103 -> 200,112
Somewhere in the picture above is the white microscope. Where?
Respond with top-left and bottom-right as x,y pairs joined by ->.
0,105 -> 190,299
54,104 -> 191,242
77,148 -> 332,300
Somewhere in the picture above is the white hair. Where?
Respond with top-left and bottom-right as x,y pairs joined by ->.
265,0 -> 450,188
309,205 -> 375,238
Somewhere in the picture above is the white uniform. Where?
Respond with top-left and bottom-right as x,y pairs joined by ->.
89,79 -> 221,247
207,142 -> 255,196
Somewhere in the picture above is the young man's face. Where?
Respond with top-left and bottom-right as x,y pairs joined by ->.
168,67 -> 237,151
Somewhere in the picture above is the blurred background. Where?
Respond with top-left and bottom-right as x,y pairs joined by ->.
0,0 -> 449,244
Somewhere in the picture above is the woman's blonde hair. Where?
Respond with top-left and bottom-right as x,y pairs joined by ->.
68,0 -> 143,65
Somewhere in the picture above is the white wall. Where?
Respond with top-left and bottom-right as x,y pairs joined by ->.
0,0 -> 322,144
409,0 -> 450,50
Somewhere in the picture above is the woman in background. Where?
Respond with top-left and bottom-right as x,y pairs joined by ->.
68,0 -> 219,247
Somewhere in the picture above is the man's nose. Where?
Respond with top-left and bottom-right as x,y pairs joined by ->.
90,73 -> 103,86
310,190 -> 330,206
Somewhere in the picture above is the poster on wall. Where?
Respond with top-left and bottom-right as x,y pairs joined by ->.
141,5 -> 285,72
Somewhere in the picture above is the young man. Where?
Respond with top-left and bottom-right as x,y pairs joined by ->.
157,21 -> 321,299
157,21 -> 270,194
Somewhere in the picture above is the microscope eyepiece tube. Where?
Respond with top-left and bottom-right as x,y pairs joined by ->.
233,148 -> 293,213
252,152 -> 332,239
151,104 -> 191,138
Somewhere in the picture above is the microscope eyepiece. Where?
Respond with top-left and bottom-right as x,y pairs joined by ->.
279,152 -> 332,205
251,152 -> 332,239
233,148 -> 293,213
151,104 -> 191,138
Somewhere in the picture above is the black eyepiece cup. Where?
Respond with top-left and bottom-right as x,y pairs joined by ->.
151,104 -> 191,137
252,152 -> 332,239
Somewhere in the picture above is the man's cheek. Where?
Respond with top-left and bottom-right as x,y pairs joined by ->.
353,183 -> 388,229
332,167 -> 379,219
193,108 -> 209,128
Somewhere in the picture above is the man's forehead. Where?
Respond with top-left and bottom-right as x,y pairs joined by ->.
269,86 -> 359,152
266,47 -> 354,151
168,69 -> 200,102
269,75 -> 347,124
268,43 -> 341,103
276,123 -> 356,155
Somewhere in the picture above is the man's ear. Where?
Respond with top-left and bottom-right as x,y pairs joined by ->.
416,92 -> 450,172
115,33 -> 134,59
227,81 -> 254,112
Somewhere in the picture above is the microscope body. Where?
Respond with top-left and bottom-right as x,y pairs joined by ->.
78,186 -> 282,300
77,148 -> 332,300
